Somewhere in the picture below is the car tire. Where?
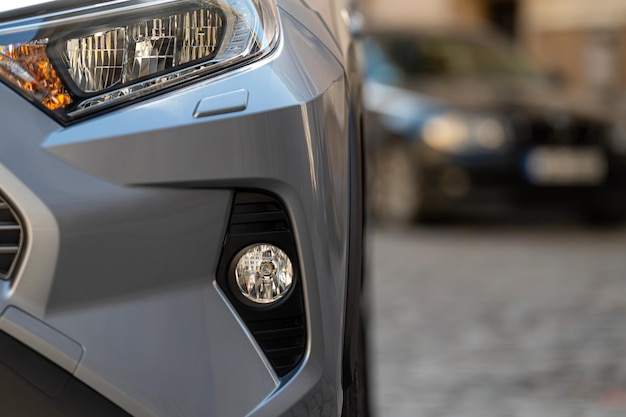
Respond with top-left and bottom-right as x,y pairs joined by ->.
341,317 -> 370,417
369,140 -> 438,224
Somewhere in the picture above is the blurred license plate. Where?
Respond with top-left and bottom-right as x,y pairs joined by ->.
525,147 -> 607,185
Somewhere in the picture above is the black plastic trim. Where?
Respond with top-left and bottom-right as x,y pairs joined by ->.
0,331 -> 131,417
0,191 -> 26,281
342,63 -> 367,390
216,191 -> 306,378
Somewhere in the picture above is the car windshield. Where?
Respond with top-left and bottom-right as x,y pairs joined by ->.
364,34 -> 540,83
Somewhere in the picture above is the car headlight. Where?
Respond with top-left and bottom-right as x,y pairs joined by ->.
0,0 -> 280,124
610,122 -> 626,155
422,112 -> 508,154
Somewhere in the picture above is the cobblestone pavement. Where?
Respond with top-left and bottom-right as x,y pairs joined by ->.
368,214 -> 626,417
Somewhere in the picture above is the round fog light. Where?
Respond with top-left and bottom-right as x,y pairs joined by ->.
234,244 -> 294,305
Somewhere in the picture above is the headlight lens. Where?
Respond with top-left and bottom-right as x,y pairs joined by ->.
0,0 -> 280,123
422,112 -> 508,154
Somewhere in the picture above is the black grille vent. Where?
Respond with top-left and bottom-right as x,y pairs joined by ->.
247,316 -> 306,376
229,193 -> 289,235
0,195 -> 23,280
217,192 -> 307,378
528,118 -> 608,146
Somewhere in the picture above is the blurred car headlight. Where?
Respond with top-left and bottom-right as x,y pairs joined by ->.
422,112 -> 508,154
610,122 -> 626,155
422,113 -> 469,152
0,0 -> 280,123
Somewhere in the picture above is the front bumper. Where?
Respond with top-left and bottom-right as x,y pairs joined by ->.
0,9 -> 353,417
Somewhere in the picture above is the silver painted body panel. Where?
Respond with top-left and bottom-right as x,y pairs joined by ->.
0,1 -> 356,416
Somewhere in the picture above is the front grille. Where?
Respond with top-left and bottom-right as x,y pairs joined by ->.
0,195 -> 23,280
527,118 -> 608,146
217,192 -> 307,378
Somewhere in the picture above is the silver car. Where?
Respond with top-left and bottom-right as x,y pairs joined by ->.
0,1 -> 367,416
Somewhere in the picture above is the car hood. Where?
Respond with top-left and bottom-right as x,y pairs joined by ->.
364,75 -> 612,140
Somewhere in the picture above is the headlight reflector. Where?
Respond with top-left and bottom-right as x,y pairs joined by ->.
0,0 -> 280,122
63,7 -> 228,94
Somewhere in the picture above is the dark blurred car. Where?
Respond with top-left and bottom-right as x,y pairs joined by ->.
363,30 -> 626,223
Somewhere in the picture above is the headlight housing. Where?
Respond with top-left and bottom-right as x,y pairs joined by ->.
422,112 -> 509,154
0,0 -> 280,124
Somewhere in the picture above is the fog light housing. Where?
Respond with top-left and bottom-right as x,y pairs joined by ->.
234,244 -> 293,305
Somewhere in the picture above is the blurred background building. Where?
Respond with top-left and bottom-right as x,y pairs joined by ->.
362,0 -> 626,98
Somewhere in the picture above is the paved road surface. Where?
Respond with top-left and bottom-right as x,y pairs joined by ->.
368,212 -> 626,417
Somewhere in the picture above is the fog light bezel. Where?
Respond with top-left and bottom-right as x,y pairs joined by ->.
216,191 -> 307,377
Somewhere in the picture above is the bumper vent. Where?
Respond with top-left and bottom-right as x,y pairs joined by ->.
217,192 -> 307,378
228,193 -> 290,235
0,195 -> 24,280
247,315 -> 306,377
